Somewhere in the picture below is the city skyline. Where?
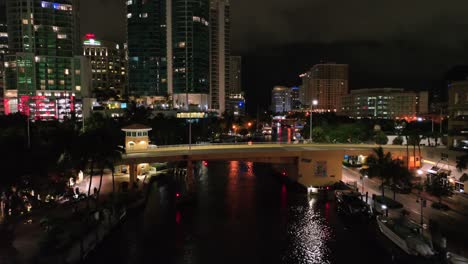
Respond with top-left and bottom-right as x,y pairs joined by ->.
65,0 -> 468,112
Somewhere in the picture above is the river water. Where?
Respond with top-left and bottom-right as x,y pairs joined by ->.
87,161 -> 397,264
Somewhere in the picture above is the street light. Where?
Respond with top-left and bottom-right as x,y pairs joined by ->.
232,125 -> 237,143
309,99 -> 318,143
416,197 -> 427,226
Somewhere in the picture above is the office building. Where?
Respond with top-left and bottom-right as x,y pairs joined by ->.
83,34 -> 127,99
127,0 -> 167,100
172,0 -> 210,109
339,88 -> 429,120
229,56 -> 241,95
271,86 -> 291,113
290,86 -> 301,109
300,63 -> 348,112
226,93 -> 245,116
127,0 -> 211,109
448,81 -> 468,149
209,0 -> 230,113
0,23 -> 8,115
4,0 -> 90,121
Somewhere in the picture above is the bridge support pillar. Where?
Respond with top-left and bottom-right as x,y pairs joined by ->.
129,163 -> 137,188
297,150 -> 344,191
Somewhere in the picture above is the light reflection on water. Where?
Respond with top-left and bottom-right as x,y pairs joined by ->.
87,161 -> 391,264
282,202 -> 332,264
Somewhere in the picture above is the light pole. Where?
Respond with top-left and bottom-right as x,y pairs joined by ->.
188,119 -> 193,152
232,125 -> 237,143
416,197 -> 426,226
309,99 -> 318,143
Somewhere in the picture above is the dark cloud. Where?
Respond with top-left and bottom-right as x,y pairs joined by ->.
231,0 -> 468,52
78,0 -> 468,113
80,0 -> 126,43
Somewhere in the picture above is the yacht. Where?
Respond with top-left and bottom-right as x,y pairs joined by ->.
335,191 -> 371,217
447,252 -> 468,264
376,215 -> 435,257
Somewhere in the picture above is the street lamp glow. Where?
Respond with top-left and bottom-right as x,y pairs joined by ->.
309,99 -> 318,143
417,169 -> 423,175
247,122 -> 252,127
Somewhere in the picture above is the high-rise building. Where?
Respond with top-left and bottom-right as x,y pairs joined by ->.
171,0 -> 210,110
339,88 -> 429,120
127,0 -> 211,110
271,86 -> 291,113
0,23 -> 8,115
448,81 -> 468,149
209,0 -> 230,113
226,93 -> 245,116
300,63 -> 348,112
83,34 -> 127,99
290,86 -> 301,110
4,0 -> 90,121
228,56 -> 241,95
127,0 -> 167,99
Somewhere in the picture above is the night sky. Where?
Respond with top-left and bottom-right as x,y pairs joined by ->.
10,0 -> 468,113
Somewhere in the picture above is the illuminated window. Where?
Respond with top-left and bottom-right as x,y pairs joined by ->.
127,13 -> 132,18
48,80 -> 55,85
22,19 -> 28,25
141,13 -> 148,18
126,0 -> 132,5
75,69 -> 80,75
64,69 -> 69,75
57,34 -> 67,39
75,86 -> 81,91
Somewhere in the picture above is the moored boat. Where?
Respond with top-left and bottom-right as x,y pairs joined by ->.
376,215 -> 435,257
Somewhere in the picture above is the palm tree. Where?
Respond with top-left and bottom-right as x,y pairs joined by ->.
365,147 -> 394,197
389,159 -> 412,200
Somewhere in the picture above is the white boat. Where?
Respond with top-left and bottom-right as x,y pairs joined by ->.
376,216 -> 435,257
447,252 -> 468,264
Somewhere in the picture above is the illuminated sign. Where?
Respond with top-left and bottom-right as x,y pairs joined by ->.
176,112 -> 207,119
83,39 -> 101,46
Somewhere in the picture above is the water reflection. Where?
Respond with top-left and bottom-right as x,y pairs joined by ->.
87,161 -> 391,264
282,198 -> 331,264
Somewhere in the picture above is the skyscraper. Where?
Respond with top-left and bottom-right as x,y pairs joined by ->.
4,0 -> 90,120
271,86 -> 291,113
301,63 -> 348,112
209,0 -> 230,113
171,0 -> 210,110
229,55 -> 241,95
83,34 -> 127,99
127,0 -> 211,109
0,22 -> 8,115
127,0 -> 167,100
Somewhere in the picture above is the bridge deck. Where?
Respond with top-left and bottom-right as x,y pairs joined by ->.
123,143 -> 408,164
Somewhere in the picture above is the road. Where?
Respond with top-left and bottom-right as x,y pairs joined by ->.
342,166 -> 468,257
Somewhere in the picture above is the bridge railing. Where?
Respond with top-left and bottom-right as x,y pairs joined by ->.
152,141 -> 300,150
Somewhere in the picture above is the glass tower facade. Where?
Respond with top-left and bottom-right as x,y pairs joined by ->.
172,0 -> 210,95
4,0 -> 88,120
127,0 -> 211,107
127,0 -> 167,97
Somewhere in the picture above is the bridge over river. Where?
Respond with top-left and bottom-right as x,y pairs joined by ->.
121,143 -> 409,190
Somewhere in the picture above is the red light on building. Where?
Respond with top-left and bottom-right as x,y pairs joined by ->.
203,161 -> 208,166
176,192 -> 180,198
85,33 -> 95,40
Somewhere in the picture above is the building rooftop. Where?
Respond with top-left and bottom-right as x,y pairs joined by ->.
122,124 -> 152,131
